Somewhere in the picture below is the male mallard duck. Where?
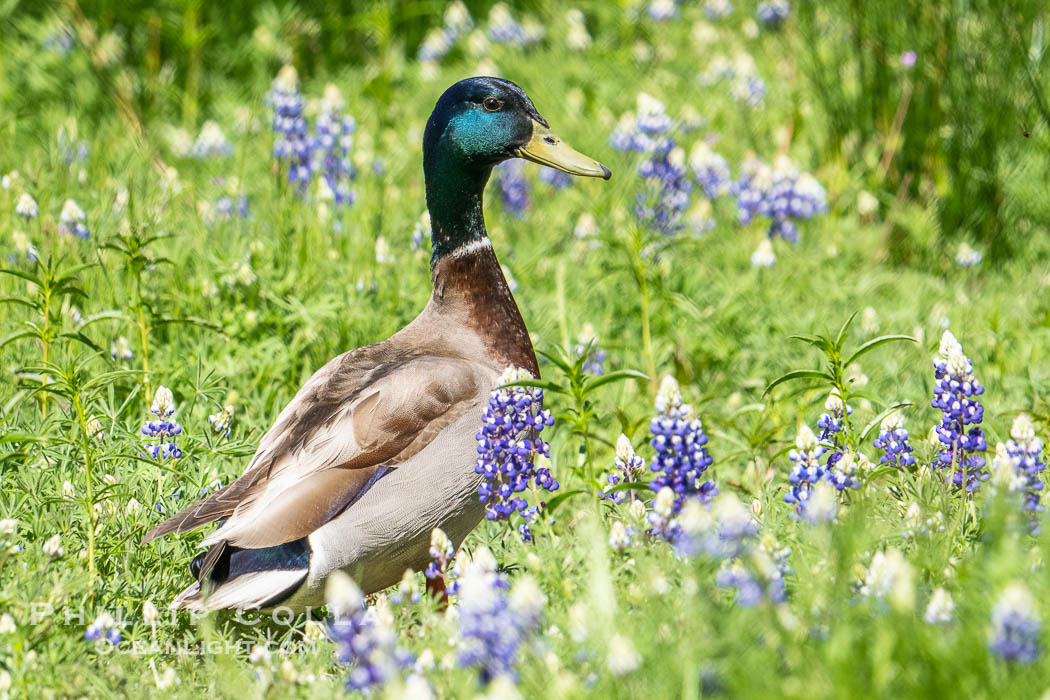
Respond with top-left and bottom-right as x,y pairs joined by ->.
144,77 -> 611,611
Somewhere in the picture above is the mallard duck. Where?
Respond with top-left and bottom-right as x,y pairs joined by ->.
144,77 -> 611,611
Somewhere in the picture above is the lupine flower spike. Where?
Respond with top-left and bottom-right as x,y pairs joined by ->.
142,386 -> 183,460
873,411 -> 916,468
931,331 -> 988,491
989,582 -> 1041,664
648,376 -> 717,513
785,424 -> 825,517
603,434 -> 645,504
992,414 -> 1046,533
475,367 -> 558,541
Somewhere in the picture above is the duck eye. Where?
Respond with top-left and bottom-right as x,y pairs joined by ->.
482,97 -> 503,112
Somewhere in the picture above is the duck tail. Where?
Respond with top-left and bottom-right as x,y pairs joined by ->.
170,537 -> 312,612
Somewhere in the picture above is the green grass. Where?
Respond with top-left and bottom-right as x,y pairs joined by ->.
3,1 -> 1050,697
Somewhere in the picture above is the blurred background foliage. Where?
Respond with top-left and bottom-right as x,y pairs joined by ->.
1,0 -> 1048,264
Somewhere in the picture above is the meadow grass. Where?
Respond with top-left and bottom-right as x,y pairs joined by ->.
2,1 -> 1050,697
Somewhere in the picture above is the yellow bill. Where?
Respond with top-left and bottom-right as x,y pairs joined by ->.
515,121 -> 611,180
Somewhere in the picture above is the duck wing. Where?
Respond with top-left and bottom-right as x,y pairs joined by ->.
143,341 -> 487,549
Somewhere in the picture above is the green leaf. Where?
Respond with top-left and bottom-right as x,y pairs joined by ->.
864,466 -> 900,486
535,348 -> 574,375
0,329 -> 36,349
763,369 -> 834,397
582,369 -> 649,393
844,335 -> 918,368
602,481 -> 651,494
505,378 -> 569,395
788,334 -> 833,353
58,331 -> 103,353
544,489 -> 587,514
153,316 -> 224,334
834,311 -> 858,350
860,402 -> 913,444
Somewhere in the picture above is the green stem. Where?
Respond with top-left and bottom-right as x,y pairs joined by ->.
72,393 -> 97,586
134,273 -> 152,404
630,233 -> 657,397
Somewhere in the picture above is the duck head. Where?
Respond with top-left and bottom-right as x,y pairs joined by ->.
423,77 -> 611,260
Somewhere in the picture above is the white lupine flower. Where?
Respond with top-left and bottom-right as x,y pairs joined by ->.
125,498 -> 141,515
608,521 -> 632,552
801,481 -> 839,525
151,386 -> 175,418
15,192 -> 37,219
156,667 -> 178,689
880,411 -> 905,432
824,389 -> 846,414
654,375 -> 682,414
750,239 -> 776,267
628,499 -> 647,520
955,242 -> 982,267
62,480 -> 76,498
991,442 -> 1027,492
615,434 -> 637,464
325,570 -> 363,617
862,549 -> 915,612
924,588 -> 954,625
938,330 -> 962,359
191,121 -> 232,158
857,190 -> 878,216
0,613 -> 15,634
429,527 -> 453,560
11,231 -> 37,260
566,9 -> 592,50
60,198 -> 85,224
142,600 -> 159,625
375,236 -> 393,263
0,519 -> 17,536
42,534 -> 63,557
1010,413 -> 1038,445
249,644 -> 272,665
795,424 -> 819,452
653,487 -> 676,520
606,634 -> 641,675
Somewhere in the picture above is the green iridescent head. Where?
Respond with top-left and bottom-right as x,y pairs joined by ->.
422,77 -> 611,261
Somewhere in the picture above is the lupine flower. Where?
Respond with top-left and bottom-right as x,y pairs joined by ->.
873,411 -> 917,468
705,0 -> 733,20
142,386 -> 183,460
191,121 -> 233,158
678,493 -> 759,559
992,414 -> 1047,533
267,66 -> 312,193
647,0 -> 678,21
475,367 -> 558,538
756,0 -> 790,29
84,612 -> 121,645
15,192 -> 37,220
689,142 -> 731,199
59,198 -> 89,238
817,389 -> 850,441
785,424 -> 826,516
731,155 -> 827,243
925,588 -> 954,625
208,405 -> 234,437
456,548 -> 542,683
110,336 -> 133,362
42,534 -> 63,557
900,51 -> 917,68
574,324 -> 606,376
704,519 -> 790,607
425,527 -> 454,580
538,166 -> 573,189
648,376 -> 717,513
565,9 -> 592,50
606,634 -> 641,675
311,84 -> 357,209
495,161 -> 529,218
327,571 -> 413,692
486,4 -> 543,45
603,434 -> 645,504
800,480 -> 839,525
750,239 -> 776,267
11,231 -> 38,262
931,331 -> 988,491
860,549 -> 915,613
955,242 -> 982,267
0,614 -> 15,634
989,582 -> 1041,664
647,486 -> 683,541
608,521 -> 634,552
417,1 -> 473,63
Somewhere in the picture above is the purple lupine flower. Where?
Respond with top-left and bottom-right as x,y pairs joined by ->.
873,412 -> 916,468
573,324 -> 606,375
817,390 -> 862,492
992,415 -> 1047,534
647,486 -> 684,541
455,547 -> 543,683
989,583 -> 1041,664
784,424 -> 826,516
486,4 -> 543,46
730,156 -> 827,243
931,331 -> 988,491
475,367 -> 558,539
425,527 -> 454,580
538,166 -> 573,189
142,386 -> 183,460
603,434 -> 645,504
190,121 -> 233,158
648,376 -> 717,513
311,84 -> 357,208
327,573 -> 413,692
689,142 -> 731,199
59,199 -> 89,238
84,612 -> 121,645
495,161 -> 530,218
267,66 -> 312,193
757,0 -> 790,29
